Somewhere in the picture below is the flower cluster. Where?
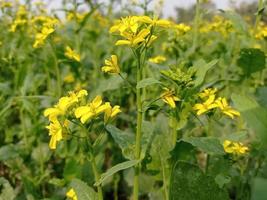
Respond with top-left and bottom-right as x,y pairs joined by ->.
65,46 -> 81,62
101,55 -> 120,74
110,16 -> 171,47
66,188 -> 77,200
223,140 -> 249,155
161,88 -> 180,108
255,22 -> 267,40
9,5 -> 28,32
148,55 -> 166,64
44,90 -> 121,149
193,88 -> 240,119
33,16 -> 58,48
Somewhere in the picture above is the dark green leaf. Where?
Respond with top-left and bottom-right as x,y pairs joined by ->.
181,137 -> 225,155
237,48 -> 265,76
251,177 -> 267,200
70,179 -> 97,200
169,161 -> 229,200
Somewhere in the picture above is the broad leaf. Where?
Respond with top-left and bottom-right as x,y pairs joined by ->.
70,179 -> 97,200
232,94 -> 267,146
169,161 -> 229,200
251,177 -> 267,200
237,48 -> 265,77
105,125 -> 135,160
136,78 -> 161,89
95,160 -> 139,186
181,137 -> 225,155
194,59 -> 218,87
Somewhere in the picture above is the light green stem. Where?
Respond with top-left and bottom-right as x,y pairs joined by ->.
133,52 -> 143,200
90,151 -> 103,200
254,0 -> 264,34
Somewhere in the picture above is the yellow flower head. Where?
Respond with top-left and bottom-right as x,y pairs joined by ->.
64,73 -> 75,83
75,95 -> 110,124
104,103 -> 121,123
215,97 -> 240,119
33,26 -> 55,48
101,55 -> 120,74
110,16 -> 140,34
148,55 -> 166,64
66,188 -> 78,200
161,88 -> 180,108
223,140 -> 249,155
173,23 -> 191,35
115,28 -> 150,47
65,46 -> 81,62
44,90 -> 88,121
193,94 -> 218,115
138,16 -> 172,28
46,119 -> 63,149
199,88 -> 218,99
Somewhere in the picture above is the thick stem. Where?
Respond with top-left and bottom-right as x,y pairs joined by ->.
133,52 -> 143,200
90,151 -> 103,200
254,0 -> 264,34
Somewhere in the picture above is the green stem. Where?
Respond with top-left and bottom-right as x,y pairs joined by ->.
133,51 -> 143,200
160,153 -> 169,200
254,0 -> 264,34
49,42 -> 62,97
90,152 -> 103,200
193,0 -> 201,50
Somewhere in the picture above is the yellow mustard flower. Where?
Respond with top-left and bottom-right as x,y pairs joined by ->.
104,103 -> 121,123
66,188 -> 78,200
64,73 -> 75,83
193,95 -> 218,115
75,95 -> 110,124
46,119 -> 63,149
138,16 -> 172,28
215,97 -> 240,119
33,26 -> 55,48
173,23 -> 191,35
9,19 -> 27,32
110,16 -> 140,34
115,28 -> 150,47
44,90 -> 88,121
161,88 -> 180,108
198,88 -> 218,99
65,46 -> 81,62
223,140 -> 248,155
101,55 -> 120,74
148,55 -> 166,64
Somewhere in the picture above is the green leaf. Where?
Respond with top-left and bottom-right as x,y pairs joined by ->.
256,87 -> 267,108
169,161 -> 229,200
0,144 -> 19,161
95,160 -> 139,186
215,174 -> 231,188
194,59 -> 218,87
221,131 -> 248,142
237,48 -> 265,76
0,178 -> 16,200
222,11 -> 248,33
251,177 -> 267,200
181,137 -> 225,155
136,78 -> 161,89
70,179 -> 97,200
232,94 -> 267,146
105,125 -> 135,160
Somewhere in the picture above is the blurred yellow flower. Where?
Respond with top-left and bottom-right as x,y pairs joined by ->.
193,95 -> 218,115
46,119 -> 63,149
161,88 -> 180,108
138,16 -> 171,28
198,88 -> 217,99
66,188 -> 78,200
215,97 -> 240,119
101,55 -> 120,74
33,27 -> 55,48
115,28 -> 150,47
64,73 -> 75,83
148,55 -> 166,64
104,103 -> 121,123
65,46 -> 81,62
223,140 -> 248,155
